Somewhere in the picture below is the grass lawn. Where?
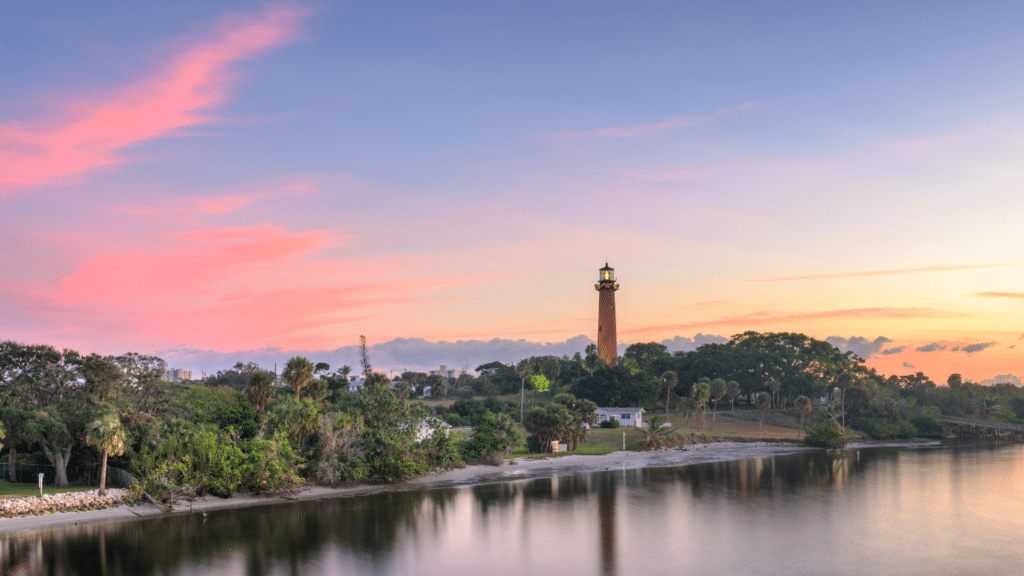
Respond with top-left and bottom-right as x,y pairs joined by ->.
506,408 -> 806,460
0,481 -> 98,500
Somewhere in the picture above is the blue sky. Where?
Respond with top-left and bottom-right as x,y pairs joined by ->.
2,1 -> 1023,382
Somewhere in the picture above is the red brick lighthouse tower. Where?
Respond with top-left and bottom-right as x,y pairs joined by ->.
595,263 -> 619,367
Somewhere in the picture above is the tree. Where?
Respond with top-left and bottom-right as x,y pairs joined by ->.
523,404 -> 572,453
359,335 -> 373,378
726,380 -> 741,413
282,356 -> 315,398
624,342 -> 670,377
641,413 -> 675,449
0,343 -> 87,487
365,372 -> 391,389
112,352 -> 170,413
947,373 -> 963,389
245,371 -> 276,413
674,396 -> 697,428
708,378 -> 727,432
425,374 -> 445,398
552,393 -> 597,450
755,392 -> 772,430
540,357 -> 561,396
570,365 -> 657,407
794,395 -> 813,437
529,373 -> 550,395
462,412 -> 521,463
80,354 -> 123,403
729,331 -> 859,408
834,372 -> 856,426
977,397 -> 1004,422
692,382 -> 710,431
516,359 -> 533,424
660,371 -> 678,414
84,406 -> 127,495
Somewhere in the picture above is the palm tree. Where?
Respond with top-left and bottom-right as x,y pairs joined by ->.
245,371 -> 276,413
282,356 -> 315,398
755,392 -> 772,430
641,414 -> 673,449
661,371 -> 678,414
834,372 -> 856,427
516,359 -> 533,424
84,407 -> 127,496
977,397 -> 1004,421
794,395 -> 812,436
674,396 -> 697,428
692,382 -> 710,432
708,378 -> 727,432
726,380 -> 740,414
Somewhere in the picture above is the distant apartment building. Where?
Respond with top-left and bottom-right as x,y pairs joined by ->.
429,365 -> 465,379
162,368 -> 192,382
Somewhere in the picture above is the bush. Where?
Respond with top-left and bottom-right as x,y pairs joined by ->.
525,435 -> 544,453
461,412 -> 521,463
910,415 -> 947,437
442,412 -> 464,427
599,419 -> 620,429
238,434 -> 304,493
856,418 -> 918,440
804,421 -> 850,449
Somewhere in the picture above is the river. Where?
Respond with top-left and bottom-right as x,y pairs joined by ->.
2,441 -> 1022,575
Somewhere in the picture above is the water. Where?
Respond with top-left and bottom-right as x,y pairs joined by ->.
3,442 -> 1023,575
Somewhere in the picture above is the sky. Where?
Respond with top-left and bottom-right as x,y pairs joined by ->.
2,1 -> 1022,384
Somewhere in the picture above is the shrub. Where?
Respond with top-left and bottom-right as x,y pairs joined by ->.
856,418 -> 918,440
525,435 -> 544,453
461,412 -> 521,463
238,433 -> 304,493
599,419 -> 620,429
804,421 -> 850,449
910,415 -> 947,437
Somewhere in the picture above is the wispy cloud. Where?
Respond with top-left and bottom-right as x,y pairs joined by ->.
0,6 -> 312,191
748,262 -> 1024,282
971,292 -> 1024,299
959,341 -> 996,353
625,307 -> 957,334
903,362 -> 916,369
916,342 -> 946,353
543,102 -> 756,142
881,346 -> 907,355
111,179 -> 323,219
26,223 -> 431,350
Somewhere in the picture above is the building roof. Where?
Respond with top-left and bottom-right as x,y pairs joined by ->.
596,407 -> 645,415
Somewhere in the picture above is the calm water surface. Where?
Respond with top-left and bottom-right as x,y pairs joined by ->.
3,442 -> 1023,575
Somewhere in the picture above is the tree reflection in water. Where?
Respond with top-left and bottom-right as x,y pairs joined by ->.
4,445 -> 1012,576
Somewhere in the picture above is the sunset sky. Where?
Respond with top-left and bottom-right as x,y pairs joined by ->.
2,2 -> 1022,383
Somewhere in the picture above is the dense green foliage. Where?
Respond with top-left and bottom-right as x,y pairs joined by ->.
3,332 -> 1023,498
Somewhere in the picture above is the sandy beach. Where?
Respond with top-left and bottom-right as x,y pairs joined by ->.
0,441 -> 814,536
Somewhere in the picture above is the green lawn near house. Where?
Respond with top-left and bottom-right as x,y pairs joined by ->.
0,481 -> 99,499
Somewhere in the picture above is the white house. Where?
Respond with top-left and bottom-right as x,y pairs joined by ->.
412,417 -> 450,442
347,376 -> 401,393
595,407 -> 645,428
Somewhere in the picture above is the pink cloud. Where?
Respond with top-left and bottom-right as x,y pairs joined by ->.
543,102 -> 756,142
23,223 -> 436,350
0,6 -> 311,191
111,178 -> 324,218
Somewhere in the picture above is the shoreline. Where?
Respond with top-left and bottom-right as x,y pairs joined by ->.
0,440 -> 931,536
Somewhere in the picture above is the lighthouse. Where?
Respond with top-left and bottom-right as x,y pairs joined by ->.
595,263 -> 619,367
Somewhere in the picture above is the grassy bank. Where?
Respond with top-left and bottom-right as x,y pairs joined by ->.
0,482 -> 97,500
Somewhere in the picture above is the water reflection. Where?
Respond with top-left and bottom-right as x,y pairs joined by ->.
3,444 -> 1023,576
